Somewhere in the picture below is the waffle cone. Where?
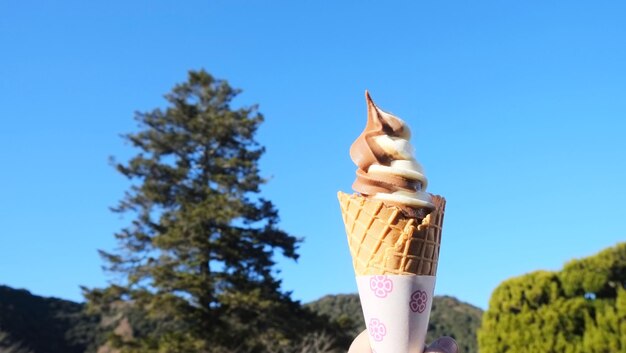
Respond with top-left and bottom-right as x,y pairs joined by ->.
338,192 -> 446,276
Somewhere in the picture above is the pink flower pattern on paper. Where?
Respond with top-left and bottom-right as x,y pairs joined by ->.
410,290 -> 428,313
369,275 -> 393,298
368,318 -> 387,342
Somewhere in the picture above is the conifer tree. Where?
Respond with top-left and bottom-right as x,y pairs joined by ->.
84,70 -> 317,353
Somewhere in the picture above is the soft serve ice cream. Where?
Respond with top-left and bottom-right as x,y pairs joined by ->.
337,91 -> 447,353
350,91 -> 434,218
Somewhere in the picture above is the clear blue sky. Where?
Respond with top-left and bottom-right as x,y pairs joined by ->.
1,1 -> 625,310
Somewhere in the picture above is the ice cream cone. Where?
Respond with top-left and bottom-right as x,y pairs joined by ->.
338,192 -> 446,353
339,92 -> 447,353
337,192 -> 445,276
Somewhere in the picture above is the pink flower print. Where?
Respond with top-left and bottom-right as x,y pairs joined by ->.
368,318 -> 387,342
369,275 -> 393,298
410,290 -> 428,313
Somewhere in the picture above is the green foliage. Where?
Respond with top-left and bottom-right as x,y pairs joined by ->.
479,242 -> 626,353
305,294 -> 364,338
83,70 -> 331,352
306,294 -> 483,353
0,331 -> 34,353
428,296 -> 483,353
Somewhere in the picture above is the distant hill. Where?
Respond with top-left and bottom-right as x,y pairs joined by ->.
306,293 -> 483,353
0,285 -> 98,353
0,285 -> 481,353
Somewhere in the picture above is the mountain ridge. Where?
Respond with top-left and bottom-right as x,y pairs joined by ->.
306,292 -> 482,353
0,284 -> 481,353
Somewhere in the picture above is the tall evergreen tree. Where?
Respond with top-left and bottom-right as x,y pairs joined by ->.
84,70 -> 315,353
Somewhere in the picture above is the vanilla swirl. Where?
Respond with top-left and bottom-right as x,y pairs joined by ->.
350,91 -> 434,215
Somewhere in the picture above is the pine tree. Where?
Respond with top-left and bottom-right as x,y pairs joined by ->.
84,70 -> 319,353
